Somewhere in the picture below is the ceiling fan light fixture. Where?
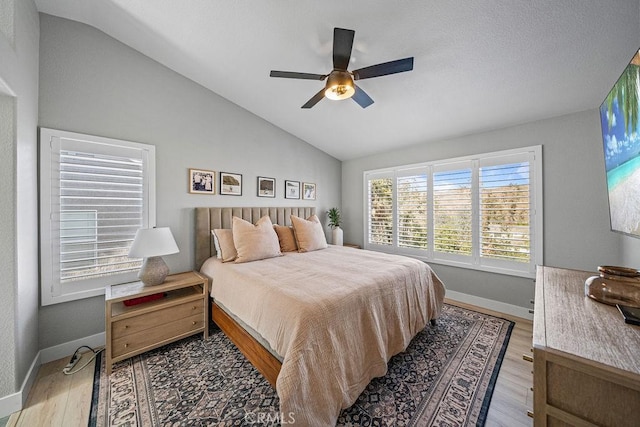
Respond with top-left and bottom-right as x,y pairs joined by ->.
324,71 -> 355,100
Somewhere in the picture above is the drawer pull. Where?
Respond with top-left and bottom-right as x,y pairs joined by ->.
124,343 -> 129,348
125,325 -> 129,329
192,306 -> 197,310
523,354 -> 533,362
192,321 -> 197,325
527,410 -> 534,418
528,309 -> 534,314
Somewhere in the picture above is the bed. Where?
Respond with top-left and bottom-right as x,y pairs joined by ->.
195,207 -> 445,426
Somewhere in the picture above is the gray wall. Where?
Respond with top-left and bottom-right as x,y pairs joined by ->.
37,14 -> 341,349
342,110 -> 633,309
0,0 -> 40,398
0,93 -> 16,396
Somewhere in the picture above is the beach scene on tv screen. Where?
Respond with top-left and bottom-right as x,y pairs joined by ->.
600,50 -> 640,237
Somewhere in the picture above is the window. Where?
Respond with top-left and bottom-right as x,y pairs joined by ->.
367,175 -> 393,246
433,163 -> 472,259
479,155 -> 531,269
40,128 -> 156,305
397,171 -> 428,249
364,146 -> 542,278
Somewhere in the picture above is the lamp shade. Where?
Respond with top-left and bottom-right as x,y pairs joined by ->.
128,227 -> 179,258
324,70 -> 355,100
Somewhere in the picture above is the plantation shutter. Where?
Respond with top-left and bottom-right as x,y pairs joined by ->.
396,170 -> 428,250
367,174 -> 394,246
479,152 -> 532,270
432,162 -> 472,258
41,128 -> 155,305
363,146 -> 541,278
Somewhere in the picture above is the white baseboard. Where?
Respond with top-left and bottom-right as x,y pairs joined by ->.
0,332 -> 105,419
0,390 -> 22,420
446,290 -> 533,321
40,332 -> 105,365
0,349 -> 40,419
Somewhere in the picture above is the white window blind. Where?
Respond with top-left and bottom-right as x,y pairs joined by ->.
363,146 -> 542,278
479,153 -> 532,268
367,175 -> 394,246
433,164 -> 472,257
40,128 -> 156,305
397,171 -> 428,249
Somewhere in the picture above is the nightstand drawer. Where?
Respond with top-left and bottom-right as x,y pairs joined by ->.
111,313 -> 205,358
112,299 -> 204,338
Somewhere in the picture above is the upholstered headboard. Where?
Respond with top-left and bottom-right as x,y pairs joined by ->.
194,206 -> 316,270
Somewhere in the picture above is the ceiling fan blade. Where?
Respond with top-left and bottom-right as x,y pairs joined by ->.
352,57 -> 414,80
352,85 -> 374,108
270,71 -> 327,80
333,28 -> 355,70
301,88 -> 326,109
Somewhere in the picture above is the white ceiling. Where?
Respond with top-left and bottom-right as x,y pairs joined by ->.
34,0 -> 640,161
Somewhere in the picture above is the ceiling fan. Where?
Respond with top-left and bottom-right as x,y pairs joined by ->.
270,27 -> 414,109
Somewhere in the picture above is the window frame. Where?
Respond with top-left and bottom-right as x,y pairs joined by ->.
40,128 -> 156,305
363,146 -> 543,278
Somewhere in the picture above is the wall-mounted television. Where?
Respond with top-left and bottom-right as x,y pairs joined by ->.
599,48 -> 640,238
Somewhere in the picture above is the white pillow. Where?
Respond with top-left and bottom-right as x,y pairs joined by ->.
212,230 -> 222,259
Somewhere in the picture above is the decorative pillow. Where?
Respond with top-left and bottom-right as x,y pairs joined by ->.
212,229 -> 237,262
290,214 -> 328,253
232,215 -> 282,263
212,231 -> 222,259
273,224 -> 298,252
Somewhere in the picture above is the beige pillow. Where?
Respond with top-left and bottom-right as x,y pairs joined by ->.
212,229 -> 237,262
273,224 -> 298,252
291,214 -> 328,253
232,215 -> 282,263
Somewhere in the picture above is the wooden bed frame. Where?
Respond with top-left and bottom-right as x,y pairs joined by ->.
211,302 -> 281,387
194,207 -> 316,388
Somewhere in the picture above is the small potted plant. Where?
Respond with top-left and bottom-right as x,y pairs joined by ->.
327,207 -> 343,246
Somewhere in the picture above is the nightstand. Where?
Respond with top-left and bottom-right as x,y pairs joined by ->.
105,271 -> 209,375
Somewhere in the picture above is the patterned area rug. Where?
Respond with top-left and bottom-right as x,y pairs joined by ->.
89,304 -> 513,426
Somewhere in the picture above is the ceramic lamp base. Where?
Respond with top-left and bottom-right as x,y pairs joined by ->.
138,256 -> 170,286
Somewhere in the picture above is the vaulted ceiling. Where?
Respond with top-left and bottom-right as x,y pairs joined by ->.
35,0 -> 640,160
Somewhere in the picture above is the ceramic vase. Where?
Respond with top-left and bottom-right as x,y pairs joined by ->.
332,226 -> 343,246
585,265 -> 640,307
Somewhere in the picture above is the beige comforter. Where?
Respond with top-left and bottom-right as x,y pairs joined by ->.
202,245 -> 445,426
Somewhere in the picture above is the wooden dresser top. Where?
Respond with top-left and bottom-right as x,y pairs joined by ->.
534,265 -> 640,376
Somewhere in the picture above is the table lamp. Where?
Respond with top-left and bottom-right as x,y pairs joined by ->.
128,227 -> 179,286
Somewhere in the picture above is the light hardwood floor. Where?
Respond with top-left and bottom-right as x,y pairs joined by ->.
7,300 -> 534,426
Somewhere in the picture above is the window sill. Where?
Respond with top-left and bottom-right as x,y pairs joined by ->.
364,246 -> 535,279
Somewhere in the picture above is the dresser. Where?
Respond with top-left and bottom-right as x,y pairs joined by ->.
533,266 -> 640,426
105,271 -> 209,375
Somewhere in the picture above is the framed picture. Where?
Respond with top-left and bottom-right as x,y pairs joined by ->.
302,182 -> 316,200
220,172 -> 242,196
257,176 -> 276,198
284,180 -> 300,199
189,168 -> 215,194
